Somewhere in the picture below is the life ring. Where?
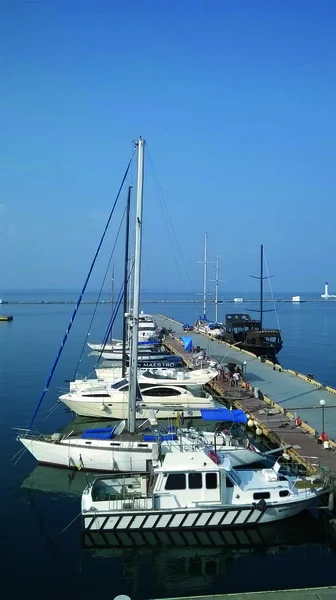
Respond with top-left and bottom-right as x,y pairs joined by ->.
208,450 -> 221,464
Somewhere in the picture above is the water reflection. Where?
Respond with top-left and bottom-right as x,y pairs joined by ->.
81,513 -> 333,598
20,465 -> 335,599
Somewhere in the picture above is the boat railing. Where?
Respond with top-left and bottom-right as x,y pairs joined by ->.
15,429 -> 61,443
104,495 -> 153,511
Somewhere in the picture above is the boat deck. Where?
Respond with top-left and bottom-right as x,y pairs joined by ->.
155,315 -> 336,476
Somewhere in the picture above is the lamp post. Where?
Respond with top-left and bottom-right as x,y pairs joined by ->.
319,399 -> 326,435
243,361 -> 247,376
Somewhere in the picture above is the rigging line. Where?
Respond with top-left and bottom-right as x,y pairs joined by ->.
95,264 -> 135,366
72,203 -> 128,380
264,249 -> 281,330
28,152 -> 135,430
44,401 -> 62,420
146,149 -> 194,294
95,283 -> 125,367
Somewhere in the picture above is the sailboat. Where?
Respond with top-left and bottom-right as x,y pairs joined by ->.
220,245 -> 283,360
17,139 -> 265,472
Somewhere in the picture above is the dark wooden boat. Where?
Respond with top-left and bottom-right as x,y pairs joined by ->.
218,313 -> 283,360
219,245 -> 283,361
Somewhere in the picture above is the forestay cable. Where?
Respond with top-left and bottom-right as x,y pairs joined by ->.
28,153 -> 135,429
72,203 -> 127,380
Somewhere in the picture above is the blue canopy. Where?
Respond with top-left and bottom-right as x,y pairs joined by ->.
180,336 -> 193,352
81,425 -> 116,439
200,408 -> 247,423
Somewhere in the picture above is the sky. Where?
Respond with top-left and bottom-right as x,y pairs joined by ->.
1,0 -> 335,294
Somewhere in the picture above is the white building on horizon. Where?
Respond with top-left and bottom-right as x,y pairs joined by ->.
321,282 -> 336,299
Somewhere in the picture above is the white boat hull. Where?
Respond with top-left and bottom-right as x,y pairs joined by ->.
19,436 -> 261,471
19,437 -> 154,472
59,397 -> 212,420
82,496 -> 318,531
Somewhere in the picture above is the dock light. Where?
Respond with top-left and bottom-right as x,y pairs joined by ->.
320,399 -> 326,435
243,361 -> 247,375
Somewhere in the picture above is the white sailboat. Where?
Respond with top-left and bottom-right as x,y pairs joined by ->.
18,138 -> 263,472
88,313 -> 161,352
81,448 -> 327,532
17,419 -> 265,472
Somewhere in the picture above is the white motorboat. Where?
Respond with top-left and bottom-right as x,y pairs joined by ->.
18,413 -> 265,472
89,337 -> 161,354
68,367 -> 219,393
59,379 -> 221,420
88,313 -> 160,352
81,448 -> 327,532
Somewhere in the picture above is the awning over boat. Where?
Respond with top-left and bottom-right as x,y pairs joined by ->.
180,336 -> 193,352
200,408 -> 247,423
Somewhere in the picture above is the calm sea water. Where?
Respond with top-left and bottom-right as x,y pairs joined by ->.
1,290 -> 335,599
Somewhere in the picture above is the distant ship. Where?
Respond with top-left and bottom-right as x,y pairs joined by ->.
219,245 -> 283,362
218,313 -> 283,361
321,282 -> 336,299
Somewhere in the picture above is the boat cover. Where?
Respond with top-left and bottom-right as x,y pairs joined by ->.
143,433 -> 177,442
200,408 -> 247,423
180,336 -> 193,352
81,426 -> 116,440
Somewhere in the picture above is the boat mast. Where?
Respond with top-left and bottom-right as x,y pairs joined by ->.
110,264 -> 114,344
260,244 -> 263,331
122,186 -> 132,378
203,232 -> 207,320
215,256 -> 219,323
128,138 -> 145,434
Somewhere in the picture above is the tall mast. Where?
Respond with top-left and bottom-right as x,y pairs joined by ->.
128,138 -> 145,434
215,256 -> 219,323
110,264 -> 114,344
122,186 -> 132,378
203,232 -> 207,320
260,244 -> 263,331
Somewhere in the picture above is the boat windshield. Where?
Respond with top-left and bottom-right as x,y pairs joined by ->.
226,470 -> 241,487
111,378 -> 128,390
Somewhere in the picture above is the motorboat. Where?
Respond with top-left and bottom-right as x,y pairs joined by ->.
81,448 -> 327,532
58,378 -> 222,420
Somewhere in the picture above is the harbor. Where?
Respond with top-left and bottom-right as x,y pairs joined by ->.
156,314 -> 336,477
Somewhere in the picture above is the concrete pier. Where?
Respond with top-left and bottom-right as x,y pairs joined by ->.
153,587 -> 336,600
155,315 -> 336,476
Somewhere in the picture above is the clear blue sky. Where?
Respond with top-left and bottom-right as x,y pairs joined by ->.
1,0 -> 335,294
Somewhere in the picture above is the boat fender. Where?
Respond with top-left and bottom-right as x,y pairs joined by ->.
208,450 -> 221,464
253,498 -> 267,513
100,403 -> 106,411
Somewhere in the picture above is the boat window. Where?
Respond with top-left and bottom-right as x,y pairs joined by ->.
206,473 -> 218,489
85,442 -> 92,445
165,473 -> 186,490
110,442 -> 121,446
279,490 -> 289,497
226,477 -> 234,487
188,473 -> 202,489
82,393 -> 110,397
144,387 -> 181,397
111,378 -> 129,390
253,492 -> 270,500
137,443 -> 148,448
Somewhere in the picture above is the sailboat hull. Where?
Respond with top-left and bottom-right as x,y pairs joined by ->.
18,436 -> 263,472
19,436 -> 155,472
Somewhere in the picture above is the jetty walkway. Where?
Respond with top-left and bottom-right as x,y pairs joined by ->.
155,314 -> 336,476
